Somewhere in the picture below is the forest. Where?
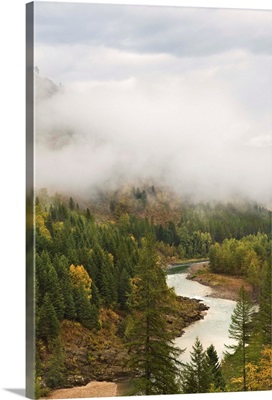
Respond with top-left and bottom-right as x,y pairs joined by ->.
33,186 -> 272,398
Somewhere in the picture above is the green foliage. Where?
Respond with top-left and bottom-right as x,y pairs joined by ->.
47,263 -> 65,320
69,196 -> 75,211
45,338 -> 66,389
34,378 -> 41,400
179,202 -> 271,243
181,337 -> 211,393
73,285 -> 100,330
209,233 -> 270,298
206,344 -> 225,391
225,286 -> 255,391
132,187 -> 148,208
126,234 -> 183,395
259,261 -> 272,345
36,293 -> 60,345
55,256 -> 77,320
118,268 -> 131,309
34,191 -> 271,393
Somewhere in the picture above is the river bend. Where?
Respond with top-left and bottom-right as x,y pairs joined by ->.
167,264 -> 236,363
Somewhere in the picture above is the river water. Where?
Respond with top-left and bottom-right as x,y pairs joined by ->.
167,264 -> 236,363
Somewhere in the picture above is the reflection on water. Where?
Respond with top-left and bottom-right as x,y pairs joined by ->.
167,267 -> 236,363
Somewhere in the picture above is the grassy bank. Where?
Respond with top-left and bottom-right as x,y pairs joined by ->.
187,263 -> 253,301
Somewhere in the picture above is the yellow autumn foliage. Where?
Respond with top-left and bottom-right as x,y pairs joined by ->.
35,213 -> 51,240
69,264 -> 92,299
108,253 -> 114,264
231,347 -> 272,391
52,221 -> 64,231
245,347 -> 272,391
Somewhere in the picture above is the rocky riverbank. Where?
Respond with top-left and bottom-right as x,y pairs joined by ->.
40,293 -> 209,399
187,262 -> 253,301
60,296 -> 208,386
167,295 -> 209,336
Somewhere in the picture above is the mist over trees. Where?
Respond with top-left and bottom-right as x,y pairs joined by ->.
31,3 -> 272,397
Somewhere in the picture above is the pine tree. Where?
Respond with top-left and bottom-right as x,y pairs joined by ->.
90,281 -> 101,309
125,234 -> 183,395
36,293 -> 60,346
69,196 -> 75,211
86,207 -> 92,220
206,344 -> 225,391
259,261 -> 272,345
46,263 -> 65,320
181,337 -> 211,393
45,338 -> 66,389
73,285 -> 99,330
54,256 -> 76,320
225,286 -> 255,391
118,268 -> 131,309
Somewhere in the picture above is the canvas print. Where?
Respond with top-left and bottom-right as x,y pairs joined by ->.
26,1 -> 272,399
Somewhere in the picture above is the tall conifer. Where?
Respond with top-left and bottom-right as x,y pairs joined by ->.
225,286 -> 255,391
259,261 -> 272,345
36,293 -> 60,346
206,344 -> 225,391
126,234 -> 183,395
45,338 -> 66,389
181,337 -> 211,393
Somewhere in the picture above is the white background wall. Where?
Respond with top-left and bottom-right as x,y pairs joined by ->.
1,1 -> 271,399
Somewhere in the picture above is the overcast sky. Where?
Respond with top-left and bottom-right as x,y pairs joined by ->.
33,2 -> 272,204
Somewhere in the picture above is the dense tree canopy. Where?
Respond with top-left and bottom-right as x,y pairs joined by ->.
34,188 -> 271,395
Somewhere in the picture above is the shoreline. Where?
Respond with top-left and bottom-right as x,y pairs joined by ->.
186,262 -> 253,301
43,381 -> 118,399
42,262 -> 218,399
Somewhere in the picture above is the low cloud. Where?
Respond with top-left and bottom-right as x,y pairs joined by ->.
33,3 -> 272,205
35,63 -> 272,205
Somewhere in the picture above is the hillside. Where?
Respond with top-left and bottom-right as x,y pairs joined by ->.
33,185 -> 271,397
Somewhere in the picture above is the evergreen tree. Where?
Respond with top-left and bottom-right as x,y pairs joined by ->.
54,256 -> 76,320
206,344 -> 225,391
181,337 -> 211,393
118,268 -> 131,309
259,261 -> 272,345
73,285 -> 99,330
69,196 -> 75,211
225,286 -> 255,391
45,338 -> 66,389
86,207 -> 91,220
126,234 -> 183,395
46,263 -> 65,320
90,281 -> 101,309
36,293 -> 60,346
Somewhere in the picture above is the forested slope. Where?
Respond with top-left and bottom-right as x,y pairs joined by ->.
34,186 -> 271,397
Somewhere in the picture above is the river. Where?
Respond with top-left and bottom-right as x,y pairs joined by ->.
167,264 -> 236,363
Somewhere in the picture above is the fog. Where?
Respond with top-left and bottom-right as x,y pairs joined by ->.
35,71 -> 271,205
33,3 -> 272,205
